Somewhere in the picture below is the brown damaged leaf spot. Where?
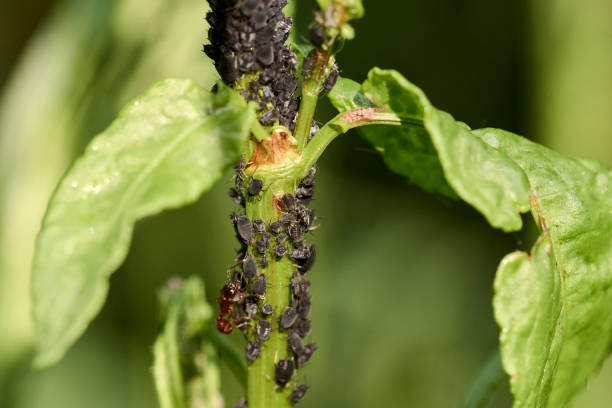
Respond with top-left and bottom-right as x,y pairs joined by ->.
339,107 -> 386,126
530,188 -> 549,233
248,129 -> 298,167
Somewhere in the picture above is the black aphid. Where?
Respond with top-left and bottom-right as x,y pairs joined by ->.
260,254 -> 269,268
290,244 -> 312,261
300,166 -> 316,187
255,239 -> 268,255
309,24 -> 325,48
289,331 -> 306,356
281,193 -> 297,212
243,253 -> 258,279
248,179 -> 264,196
280,306 -> 298,330
295,186 -> 314,201
246,341 -> 261,363
288,224 -> 304,246
277,233 -> 288,246
261,303 -> 274,316
297,245 -> 316,274
245,301 -> 258,319
262,231 -> 273,246
295,318 -> 311,338
233,158 -> 246,188
253,217 -> 266,233
290,385 -> 308,404
297,296 -> 311,318
251,274 -> 267,296
302,56 -> 312,78
233,397 -> 248,408
279,213 -> 295,224
228,187 -> 245,206
235,215 -> 254,244
269,221 -> 282,234
291,273 -> 310,299
275,244 -> 287,258
256,320 -> 272,342
275,359 -> 294,387
322,65 -> 339,94
297,343 -> 317,368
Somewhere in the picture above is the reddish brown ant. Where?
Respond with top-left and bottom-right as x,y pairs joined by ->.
215,271 -> 264,334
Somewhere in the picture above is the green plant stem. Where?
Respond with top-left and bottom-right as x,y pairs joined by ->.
246,180 -> 295,408
296,109 -> 422,179
463,350 -> 505,408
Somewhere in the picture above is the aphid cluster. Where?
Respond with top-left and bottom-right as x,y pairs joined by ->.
204,0 -> 300,131
220,162 -> 318,405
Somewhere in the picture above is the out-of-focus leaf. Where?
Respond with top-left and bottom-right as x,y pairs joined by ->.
475,128 -> 612,407
31,79 -> 255,368
328,69 -> 531,231
153,276 -> 222,408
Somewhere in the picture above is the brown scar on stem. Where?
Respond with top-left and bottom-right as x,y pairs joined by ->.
248,128 -> 298,167
339,107 -> 386,126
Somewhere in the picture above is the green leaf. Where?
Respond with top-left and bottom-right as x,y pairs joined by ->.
475,128 -> 612,407
153,276 -> 221,408
328,69 -> 531,231
493,235 -> 563,407
31,78 -> 254,368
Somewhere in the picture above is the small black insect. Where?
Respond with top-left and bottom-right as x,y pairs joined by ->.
297,245 -> 315,274
297,296 -> 311,318
235,215 -> 254,244
289,331 -> 306,356
233,158 -> 246,188
251,273 -> 267,296
287,224 -> 304,246
290,385 -> 308,404
279,213 -> 295,224
261,303 -> 274,316
246,341 -> 261,363
281,193 -> 297,212
275,359 -> 294,387
228,187 -> 245,206
248,179 -> 264,196
295,186 -> 313,201
301,56 -> 312,78
260,254 -> 269,268
300,166 -> 316,186
233,397 -> 248,408
280,306 -> 298,330
275,244 -> 287,258
269,221 -> 282,235
309,24 -> 325,48
296,343 -> 317,368
262,231 -> 273,246
255,239 -> 267,255
245,301 -> 258,319
252,217 -> 265,233
291,273 -> 310,300
256,320 -> 272,342
295,318 -> 311,338
243,253 -> 258,279
290,244 -> 312,261
277,233 -> 287,246
322,65 -> 339,94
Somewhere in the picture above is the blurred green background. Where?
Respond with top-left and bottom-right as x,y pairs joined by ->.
1,0 -> 612,407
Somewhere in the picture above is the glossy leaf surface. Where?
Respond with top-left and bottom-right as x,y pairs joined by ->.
32,79 -> 254,368
329,69 -> 531,232
476,128 -> 612,407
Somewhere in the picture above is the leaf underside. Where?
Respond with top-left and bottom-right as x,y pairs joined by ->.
329,68 -> 612,407
31,78 -> 254,368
